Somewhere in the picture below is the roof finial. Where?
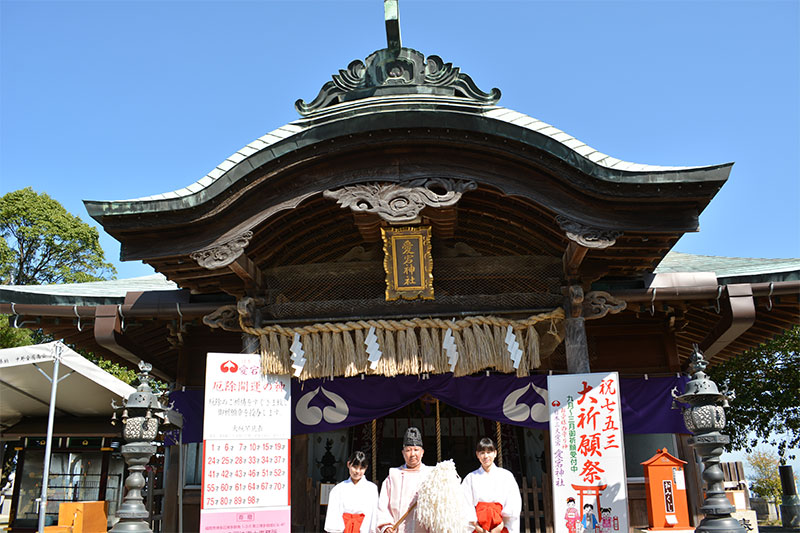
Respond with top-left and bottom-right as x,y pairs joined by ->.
384,0 -> 401,50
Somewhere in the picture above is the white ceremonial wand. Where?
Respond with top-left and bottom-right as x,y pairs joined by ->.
415,460 -> 470,532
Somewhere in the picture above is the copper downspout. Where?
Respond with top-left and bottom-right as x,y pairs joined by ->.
94,304 -> 171,382
698,284 -> 756,358
612,281 -> 797,360
0,302 -> 220,382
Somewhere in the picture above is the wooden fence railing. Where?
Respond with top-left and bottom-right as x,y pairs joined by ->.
521,474 -> 553,533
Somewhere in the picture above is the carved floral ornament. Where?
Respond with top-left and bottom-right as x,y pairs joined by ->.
556,215 -> 622,249
190,231 -> 253,270
323,178 -> 476,224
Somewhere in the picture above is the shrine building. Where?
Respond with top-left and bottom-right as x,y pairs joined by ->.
2,4 -> 799,532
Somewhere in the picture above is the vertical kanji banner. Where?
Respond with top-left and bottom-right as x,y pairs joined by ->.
548,372 -> 629,533
200,353 -> 291,533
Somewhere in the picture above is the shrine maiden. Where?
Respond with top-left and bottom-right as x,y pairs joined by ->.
324,450 -> 379,533
462,437 -> 522,533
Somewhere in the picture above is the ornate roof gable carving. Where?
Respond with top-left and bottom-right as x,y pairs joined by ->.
324,177 -> 476,224
556,216 -> 622,249
190,231 -> 253,270
295,47 -> 501,116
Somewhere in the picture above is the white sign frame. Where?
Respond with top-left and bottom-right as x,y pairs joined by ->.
548,372 -> 629,533
200,352 -> 292,533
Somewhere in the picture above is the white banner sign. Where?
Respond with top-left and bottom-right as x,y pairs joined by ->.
201,353 -> 291,533
548,372 -> 629,533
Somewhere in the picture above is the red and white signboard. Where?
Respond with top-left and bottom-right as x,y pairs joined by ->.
200,353 -> 291,533
548,372 -> 629,533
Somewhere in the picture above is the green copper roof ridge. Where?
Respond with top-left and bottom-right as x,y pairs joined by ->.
84,96 -> 732,218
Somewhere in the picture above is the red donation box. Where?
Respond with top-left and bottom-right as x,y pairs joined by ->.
642,448 -> 691,530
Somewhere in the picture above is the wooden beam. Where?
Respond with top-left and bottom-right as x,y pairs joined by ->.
227,254 -> 265,293
563,241 -> 588,277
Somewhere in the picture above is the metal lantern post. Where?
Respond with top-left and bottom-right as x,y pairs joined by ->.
110,361 -> 181,533
672,345 -> 745,533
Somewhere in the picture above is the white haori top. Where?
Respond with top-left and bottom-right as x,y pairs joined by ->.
324,477 -> 379,533
376,464 -> 433,533
462,465 -> 523,533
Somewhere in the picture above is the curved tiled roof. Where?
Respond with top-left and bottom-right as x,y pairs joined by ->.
0,274 -> 178,306
84,94 -> 732,218
656,252 -> 800,282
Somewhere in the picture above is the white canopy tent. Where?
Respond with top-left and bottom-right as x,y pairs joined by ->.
0,341 -> 135,532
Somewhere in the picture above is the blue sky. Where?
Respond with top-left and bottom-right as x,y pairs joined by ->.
0,0 -> 800,277
1,0 -> 798,477
2,1 -> 798,279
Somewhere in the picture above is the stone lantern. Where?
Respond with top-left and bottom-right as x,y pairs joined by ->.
672,345 -> 745,533
110,361 -> 182,533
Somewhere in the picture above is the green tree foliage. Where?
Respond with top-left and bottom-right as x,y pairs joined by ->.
710,325 -> 800,462
747,449 -> 784,503
80,349 -> 139,385
0,187 -> 115,285
0,315 -> 34,347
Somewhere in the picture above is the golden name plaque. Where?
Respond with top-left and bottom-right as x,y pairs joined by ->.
382,226 -> 434,301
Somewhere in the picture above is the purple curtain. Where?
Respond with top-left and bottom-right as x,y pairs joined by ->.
168,374 -> 688,444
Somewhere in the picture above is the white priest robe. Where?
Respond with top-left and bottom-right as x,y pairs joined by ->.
324,477 -> 379,533
462,465 -> 522,533
376,464 -> 433,533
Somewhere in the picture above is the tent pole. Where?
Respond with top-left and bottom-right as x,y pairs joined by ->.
37,356 -> 59,533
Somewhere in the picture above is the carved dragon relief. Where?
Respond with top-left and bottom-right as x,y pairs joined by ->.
190,231 -> 253,270
582,291 -> 627,320
295,48 -> 501,115
324,178 -> 476,224
556,216 -> 622,249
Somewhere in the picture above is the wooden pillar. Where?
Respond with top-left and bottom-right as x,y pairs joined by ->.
676,434 -> 704,526
242,333 -> 259,353
291,434 -> 310,530
8,445 -> 24,528
162,444 -> 181,532
564,285 -> 590,373
98,448 -> 110,502
565,317 -> 590,373
241,302 -> 261,353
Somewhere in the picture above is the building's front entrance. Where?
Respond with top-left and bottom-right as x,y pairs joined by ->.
306,397 -> 552,532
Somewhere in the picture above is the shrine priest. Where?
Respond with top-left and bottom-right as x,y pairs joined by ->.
376,427 -> 433,533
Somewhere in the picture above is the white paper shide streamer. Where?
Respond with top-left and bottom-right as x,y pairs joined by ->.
365,326 -> 382,370
416,460 -> 468,532
290,333 -> 306,377
505,325 -> 523,369
443,325 -> 458,372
